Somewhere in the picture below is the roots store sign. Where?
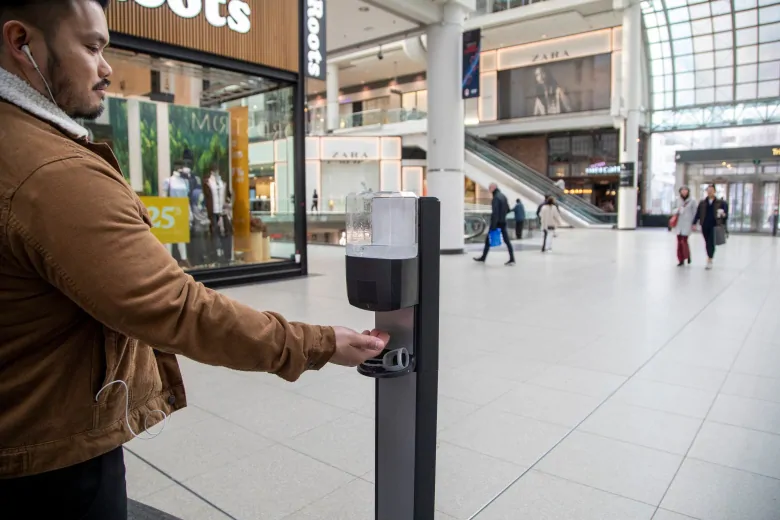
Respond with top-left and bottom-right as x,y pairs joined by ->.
117,0 -> 251,33
304,0 -> 327,81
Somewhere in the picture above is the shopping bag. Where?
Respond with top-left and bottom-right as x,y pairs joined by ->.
488,229 -> 502,247
668,214 -> 678,230
714,225 -> 727,246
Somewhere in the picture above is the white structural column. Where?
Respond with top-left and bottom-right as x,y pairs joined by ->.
427,1 -> 469,252
618,0 -> 642,229
326,63 -> 340,132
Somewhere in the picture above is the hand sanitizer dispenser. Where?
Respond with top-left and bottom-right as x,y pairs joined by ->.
345,191 -> 441,520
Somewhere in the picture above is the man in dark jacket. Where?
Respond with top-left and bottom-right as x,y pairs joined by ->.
512,198 -> 526,239
474,183 -> 515,265
693,184 -> 728,270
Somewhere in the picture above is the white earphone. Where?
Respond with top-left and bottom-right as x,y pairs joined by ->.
20,44 -> 56,105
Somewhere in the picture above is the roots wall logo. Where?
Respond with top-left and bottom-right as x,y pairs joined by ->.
304,0 -> 327,80
118,0 -> 251,34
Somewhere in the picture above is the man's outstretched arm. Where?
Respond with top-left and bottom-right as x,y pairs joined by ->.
7,157 -> 385,381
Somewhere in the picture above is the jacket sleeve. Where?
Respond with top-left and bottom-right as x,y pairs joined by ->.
7,157 -> 335,381
490,197 -> 500,229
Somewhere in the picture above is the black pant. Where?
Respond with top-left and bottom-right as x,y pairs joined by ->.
542,228 -> 555,252
212,214 -> 233,264
0,447 -> 127,520
481,224 -> 515,261
515,220 -> 524,239
703,225 -> 716,259
311,201 -> 318,212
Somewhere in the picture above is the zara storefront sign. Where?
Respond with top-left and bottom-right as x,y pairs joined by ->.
119,0 -> 251,34
532,50 -> 570,63
497,29 -> 612,70
320,138 -> 379,162
304,0 -> 327,81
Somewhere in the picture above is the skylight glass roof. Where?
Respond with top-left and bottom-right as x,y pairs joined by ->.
642,0 -> 780,128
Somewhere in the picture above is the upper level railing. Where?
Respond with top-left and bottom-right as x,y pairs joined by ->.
306,109 -> 616,225
475,0 -> 548,15
340,108 -> 428,130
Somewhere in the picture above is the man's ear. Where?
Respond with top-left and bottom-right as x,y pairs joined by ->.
2,19 -> 34,66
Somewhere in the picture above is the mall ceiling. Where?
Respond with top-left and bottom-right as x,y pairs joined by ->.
327,0 -> 426,56
314,0 -> 620,94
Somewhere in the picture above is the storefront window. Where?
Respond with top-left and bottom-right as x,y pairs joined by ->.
648,125 -> 780,214
87,49 -> 298,271
546,130 -> 620,207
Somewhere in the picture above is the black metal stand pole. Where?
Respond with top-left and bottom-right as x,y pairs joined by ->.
374,197 -> 440,520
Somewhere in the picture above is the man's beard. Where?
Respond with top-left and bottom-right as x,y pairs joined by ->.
46,47 -> 106,121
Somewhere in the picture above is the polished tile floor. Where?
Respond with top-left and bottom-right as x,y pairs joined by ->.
128,230 -> 780,520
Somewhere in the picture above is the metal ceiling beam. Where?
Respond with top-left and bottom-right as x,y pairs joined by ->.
651,100 -> 780,132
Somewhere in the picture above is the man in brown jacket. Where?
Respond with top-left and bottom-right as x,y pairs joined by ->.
0,1 -> 389,517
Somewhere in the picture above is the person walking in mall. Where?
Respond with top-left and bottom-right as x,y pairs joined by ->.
311,188 -> 319,212
671,185 -> 697,266
539,196 -> 563,252
512,198 -> 526,239
0,1 -> 389,518
769,208 -> 779,237
693,184 -> 729,270
538,194 -> 560,237
474,183 -> 515,265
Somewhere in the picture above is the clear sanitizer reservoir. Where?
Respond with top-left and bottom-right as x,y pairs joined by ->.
346,191 -> 418,260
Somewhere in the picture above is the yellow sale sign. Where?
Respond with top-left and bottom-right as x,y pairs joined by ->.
140,197 -> 190,244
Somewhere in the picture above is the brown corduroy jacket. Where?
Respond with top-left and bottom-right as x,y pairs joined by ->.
0,85 -> 335,478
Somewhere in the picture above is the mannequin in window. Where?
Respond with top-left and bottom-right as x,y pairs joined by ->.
311,189 -> 319,213
203,162 -> 233,265
162,160 -> 191,268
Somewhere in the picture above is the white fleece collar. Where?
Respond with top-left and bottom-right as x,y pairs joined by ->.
0,66 -> 88,139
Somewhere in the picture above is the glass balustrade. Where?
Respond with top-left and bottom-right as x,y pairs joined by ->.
299,107 -> 614,225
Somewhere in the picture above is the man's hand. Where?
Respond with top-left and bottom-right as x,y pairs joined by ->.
330,327 -> 389,367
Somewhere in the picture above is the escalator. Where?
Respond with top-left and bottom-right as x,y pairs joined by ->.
464,134 -> 616,226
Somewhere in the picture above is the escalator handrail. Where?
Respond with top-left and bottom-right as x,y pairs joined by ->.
465,134 -> 615,224
465,135 -> 608,221
466,138 -> 614,224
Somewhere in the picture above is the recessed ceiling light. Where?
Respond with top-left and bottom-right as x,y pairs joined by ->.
541,34 -> 547,38
359,6 -> 369,12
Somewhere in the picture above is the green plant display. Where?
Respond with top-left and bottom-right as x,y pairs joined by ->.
107,97 -> 130,179
139,102 -> 159,196
168,105 -> 230,182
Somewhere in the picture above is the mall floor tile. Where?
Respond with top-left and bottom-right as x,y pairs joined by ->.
129,231 -> 780,520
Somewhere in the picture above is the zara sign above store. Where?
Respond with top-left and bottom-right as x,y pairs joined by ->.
118,0 -> 251,33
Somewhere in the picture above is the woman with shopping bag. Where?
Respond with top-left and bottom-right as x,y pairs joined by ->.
670,186 -> 697,266
539,196 -> 564,252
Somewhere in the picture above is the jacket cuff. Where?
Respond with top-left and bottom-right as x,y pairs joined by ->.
306,326 -> 336,371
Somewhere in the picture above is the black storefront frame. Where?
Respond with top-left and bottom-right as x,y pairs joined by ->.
108,33 -> 309,288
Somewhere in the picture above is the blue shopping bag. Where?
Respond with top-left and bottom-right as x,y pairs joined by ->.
489,229 -> 502,247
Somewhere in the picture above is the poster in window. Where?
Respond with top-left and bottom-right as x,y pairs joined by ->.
497,53 -> 612,120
